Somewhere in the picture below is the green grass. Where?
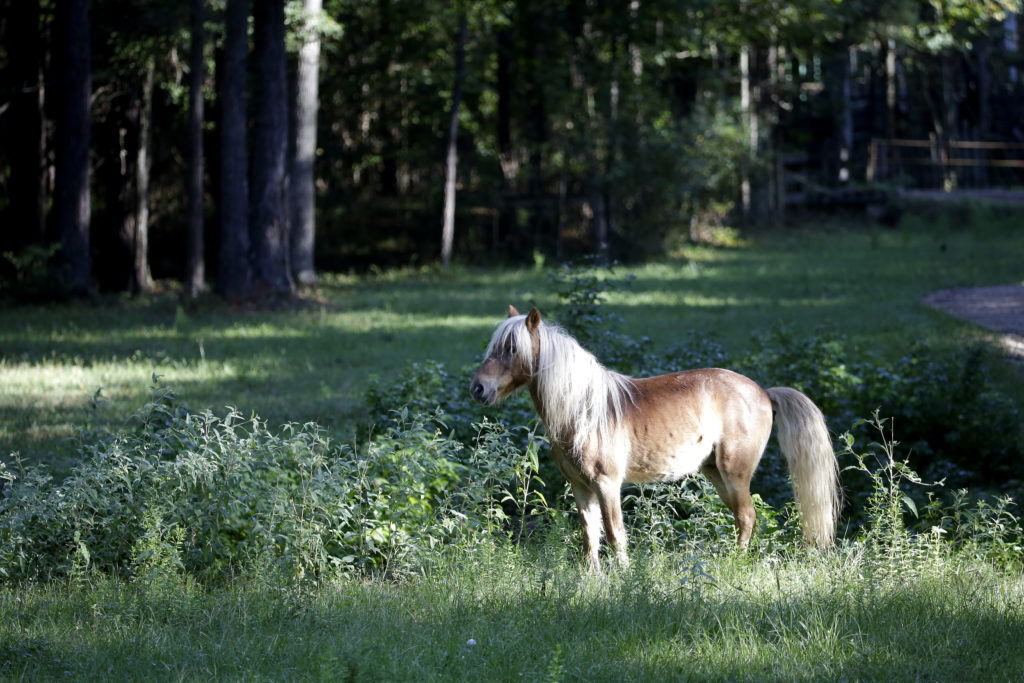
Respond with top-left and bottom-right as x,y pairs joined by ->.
2,206 -> 1024,681
2,543 -> 1023,681
3,208 -> 1022,474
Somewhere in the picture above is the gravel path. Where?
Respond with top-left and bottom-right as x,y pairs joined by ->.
923,284 -> 1024,359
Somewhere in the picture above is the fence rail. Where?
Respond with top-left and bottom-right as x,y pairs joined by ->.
867,138 -> 1024,187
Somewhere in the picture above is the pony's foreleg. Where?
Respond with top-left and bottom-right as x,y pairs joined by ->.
596,477 -> 630,568
571,481 -> 603,571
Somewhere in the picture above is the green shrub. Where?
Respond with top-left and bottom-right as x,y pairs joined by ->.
0,369 -> 575,585
737,328 -> 1023,504
551,259 -> 653,375
0,382 -> 514,583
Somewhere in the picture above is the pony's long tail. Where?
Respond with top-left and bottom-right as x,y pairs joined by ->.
767,387 -> 841,547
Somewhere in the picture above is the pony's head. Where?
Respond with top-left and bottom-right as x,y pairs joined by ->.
470,305 -> 541,406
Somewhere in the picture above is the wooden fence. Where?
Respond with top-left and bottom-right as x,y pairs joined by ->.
867,138 -> 1024,189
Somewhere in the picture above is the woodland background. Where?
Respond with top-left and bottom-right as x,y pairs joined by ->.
1,0 -> 1023,301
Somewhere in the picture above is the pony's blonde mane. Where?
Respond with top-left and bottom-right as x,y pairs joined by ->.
489,315 -> 634,454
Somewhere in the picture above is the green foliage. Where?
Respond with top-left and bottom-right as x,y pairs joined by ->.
841,412 -> 1024,581
551,259 -> 652,374
725,326 -> 1023,507
743,326 -> 864,423
922,489 -> 1024,572
1,381 -> 483,582
0,243 -> 63,303
859,343 -> 1023,484
842,414 -> 930,555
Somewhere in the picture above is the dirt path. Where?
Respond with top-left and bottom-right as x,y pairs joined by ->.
923,284 -> 1024,359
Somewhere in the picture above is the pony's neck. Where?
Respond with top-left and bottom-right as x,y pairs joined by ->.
528,325 -> 631,454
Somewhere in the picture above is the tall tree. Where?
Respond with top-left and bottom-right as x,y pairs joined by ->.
494,18 -> 517,252
251,0 -> 293,294
218,0 -> 252,297
133,58 -> 156,293
5,0 -> 45,249
51,0 -> 92,298
289,0 -> 323,287
440,13 -> 467,266
185,0 -> 207,298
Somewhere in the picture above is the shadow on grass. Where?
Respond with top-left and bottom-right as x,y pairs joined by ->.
2,552 -> 1022,681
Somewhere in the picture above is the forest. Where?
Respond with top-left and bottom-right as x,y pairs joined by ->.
1,0 -> 1023,301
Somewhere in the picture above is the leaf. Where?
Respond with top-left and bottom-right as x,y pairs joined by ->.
902,494 -> 918,519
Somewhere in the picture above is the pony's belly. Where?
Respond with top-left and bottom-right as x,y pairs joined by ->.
625,440 -> 713,483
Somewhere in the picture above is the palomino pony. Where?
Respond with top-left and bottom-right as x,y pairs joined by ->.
470,306 -> 840,569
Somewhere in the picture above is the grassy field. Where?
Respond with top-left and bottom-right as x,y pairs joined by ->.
2,206 -> 1024,680
2,542 -> 1023,681
3,204 -> 1022,474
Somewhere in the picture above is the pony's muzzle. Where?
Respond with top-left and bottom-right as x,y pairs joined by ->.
470,379 -> 496,405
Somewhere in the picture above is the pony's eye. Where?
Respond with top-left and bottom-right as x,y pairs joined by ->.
507,338 -> 517,355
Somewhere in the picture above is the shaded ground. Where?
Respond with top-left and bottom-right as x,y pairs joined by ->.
923,283 -> 1024,359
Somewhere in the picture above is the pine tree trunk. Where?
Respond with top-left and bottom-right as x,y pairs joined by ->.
440,15 -> 467,266
185,0 -> 206,298
133,60 -> 155,293
495,25 -> 516,252
52,0 -> 92,298
289,0 -> 322,287
834,46 -> 853,186
739,45 -> 752,220
6,0 -> 45,249
251,0 -> 293,294
218,0 -> 251,298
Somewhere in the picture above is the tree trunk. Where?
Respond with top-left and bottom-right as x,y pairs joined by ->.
495,24 -> 516,251
440,15 -> 467,266
289,0 -> 322,287
218,0 -> 252,298
5,0 -> 45,250
834,46 -> 853,186
739,45 -> 752,220
51,0 -> 92,298
133,60 -> 155,293
251,0 -> 293,294
185,0 -> 206,298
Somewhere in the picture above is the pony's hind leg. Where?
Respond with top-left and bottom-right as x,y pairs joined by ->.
701,463 -> 756,548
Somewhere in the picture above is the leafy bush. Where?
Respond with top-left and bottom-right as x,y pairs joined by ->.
0,243 -> 64,303
550,259 -> 653,375
0,382 -> 541,583
858,343 -> 1023,485
840,413 -> 1024,574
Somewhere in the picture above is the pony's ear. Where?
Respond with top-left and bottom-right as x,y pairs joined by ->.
526,307 -> 541,331
508,305 -> 520,318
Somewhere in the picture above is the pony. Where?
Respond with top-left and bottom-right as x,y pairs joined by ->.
470,306 -> 841,569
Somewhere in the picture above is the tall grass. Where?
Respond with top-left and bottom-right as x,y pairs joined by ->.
2,541 -> 1022,680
